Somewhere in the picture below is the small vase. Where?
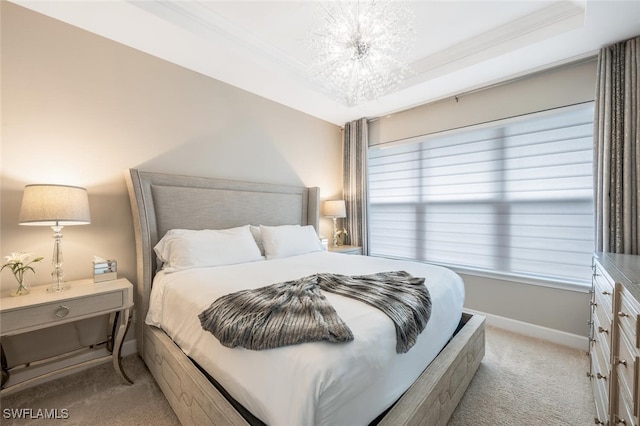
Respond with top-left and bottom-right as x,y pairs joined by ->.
12,276 -> 30,296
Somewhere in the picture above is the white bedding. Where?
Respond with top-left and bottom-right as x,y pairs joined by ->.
146,251 -> 464,426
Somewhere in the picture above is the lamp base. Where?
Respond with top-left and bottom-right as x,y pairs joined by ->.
47,282 -> 69,293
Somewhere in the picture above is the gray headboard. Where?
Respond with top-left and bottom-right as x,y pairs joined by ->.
125,169 -> 320,355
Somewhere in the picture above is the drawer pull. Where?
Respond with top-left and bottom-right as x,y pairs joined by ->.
615,357 -> 627,367
596,372 -> 607,380
615,416 -> 627,425
619,311 -> 629,317
602,290 -> 611,296
595,418 -> 604,425
591,302 -> 598,308
598,326 -> 608,334
55,305 -> 70,318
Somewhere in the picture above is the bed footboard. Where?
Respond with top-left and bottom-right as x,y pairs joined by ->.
378,312 -> 485,426
142,312 -> 485,426
144,325 -> 250,426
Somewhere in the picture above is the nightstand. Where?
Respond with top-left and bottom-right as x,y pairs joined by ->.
328,245 -> 363,255
0,278 -> 134,394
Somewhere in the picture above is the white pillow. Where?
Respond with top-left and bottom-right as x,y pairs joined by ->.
260,224 -> 323,260
249,225 -> 265,256
154,225 -> 263,273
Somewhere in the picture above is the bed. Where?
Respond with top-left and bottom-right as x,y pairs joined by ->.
125,168 -> 485,426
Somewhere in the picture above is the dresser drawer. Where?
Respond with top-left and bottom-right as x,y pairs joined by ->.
616,329 -> 639,417
618,286 -> 640,349
592,345 -> 611,425
594,265 -> 615,315
1,291 -> 124,335
595,299 -> 613,344
615,384 -> 637,426
594,312 -> 612,365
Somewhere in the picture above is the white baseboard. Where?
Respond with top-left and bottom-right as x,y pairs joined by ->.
465,309 -> 589,352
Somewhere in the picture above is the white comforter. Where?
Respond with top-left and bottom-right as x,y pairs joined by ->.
146,251 -> 464,426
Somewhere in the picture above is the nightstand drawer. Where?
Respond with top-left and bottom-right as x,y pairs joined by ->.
1,291 -> 124,335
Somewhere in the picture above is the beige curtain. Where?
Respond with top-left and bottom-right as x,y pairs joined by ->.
343,118 -> 369,254
594,36 -> 640,253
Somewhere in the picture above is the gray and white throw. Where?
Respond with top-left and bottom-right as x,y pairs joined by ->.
198,271 -> 431,353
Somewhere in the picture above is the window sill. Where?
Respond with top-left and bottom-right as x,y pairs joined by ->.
369,254 -> 592,293
445,264 -> 592,294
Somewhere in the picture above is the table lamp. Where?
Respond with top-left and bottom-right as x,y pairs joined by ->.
323,200 -> 346,247
19,184 -> 91,292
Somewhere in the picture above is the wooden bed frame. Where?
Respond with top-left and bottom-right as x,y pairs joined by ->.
125,168 -> 485,426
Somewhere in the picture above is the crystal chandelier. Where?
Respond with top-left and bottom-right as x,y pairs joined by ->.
309,1 -> 415,106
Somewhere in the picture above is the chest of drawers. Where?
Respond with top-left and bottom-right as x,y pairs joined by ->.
591,253 -> 640,425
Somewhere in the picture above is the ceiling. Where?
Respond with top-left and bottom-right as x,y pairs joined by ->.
11,0 -> 640,125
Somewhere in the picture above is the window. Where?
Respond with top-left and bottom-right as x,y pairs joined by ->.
368,103 -> 595,286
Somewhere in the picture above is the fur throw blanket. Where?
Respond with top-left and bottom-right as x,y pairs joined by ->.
199,271 -> 431,353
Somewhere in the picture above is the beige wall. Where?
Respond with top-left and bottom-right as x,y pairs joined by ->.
1,3 -> 342,295
370,58 -> 598,146
461,273 -> 591,338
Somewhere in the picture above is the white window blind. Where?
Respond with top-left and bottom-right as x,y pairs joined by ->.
368,103 -> 595,285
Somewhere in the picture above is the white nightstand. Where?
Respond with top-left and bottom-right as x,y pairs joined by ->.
0,278 -> 134,394
328,245 -> 363,255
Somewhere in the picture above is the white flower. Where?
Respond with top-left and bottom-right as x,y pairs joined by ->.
2,252 -> 43,282
5,252 -> 34,264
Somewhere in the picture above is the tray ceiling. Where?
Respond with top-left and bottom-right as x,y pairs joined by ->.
11,0 -> 640,125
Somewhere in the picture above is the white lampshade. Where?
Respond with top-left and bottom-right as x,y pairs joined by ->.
323,200 -> 346,218
19,184 -> 91,226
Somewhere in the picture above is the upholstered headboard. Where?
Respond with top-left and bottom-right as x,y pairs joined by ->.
125,169 -> 320,355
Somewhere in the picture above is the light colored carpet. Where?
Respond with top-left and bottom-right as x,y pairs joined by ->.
0,353 -> 179,426
448,326 -> 595,426
1,325 -> 595,425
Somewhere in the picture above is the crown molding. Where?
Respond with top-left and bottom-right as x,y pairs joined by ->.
407,1 -> 585,84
